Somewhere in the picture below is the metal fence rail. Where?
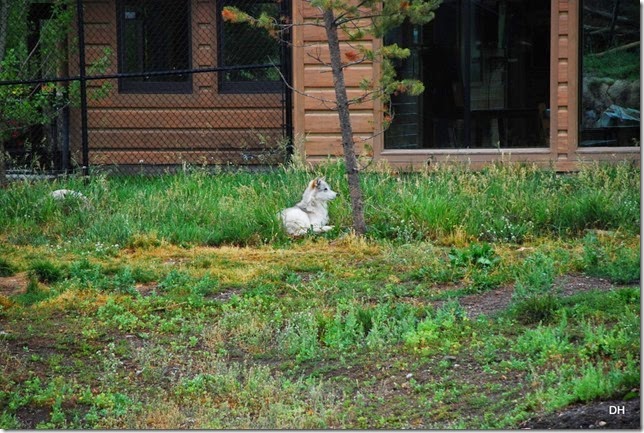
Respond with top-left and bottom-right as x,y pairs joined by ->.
0,0 -> 292,177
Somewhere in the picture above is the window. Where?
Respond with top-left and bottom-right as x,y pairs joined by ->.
385,0 -> 551,149
580,0 -> 640,147
117,0 -> 192,93
217,0 -> 282,93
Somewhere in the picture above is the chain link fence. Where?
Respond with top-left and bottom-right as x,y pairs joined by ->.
0,0 -> 292,179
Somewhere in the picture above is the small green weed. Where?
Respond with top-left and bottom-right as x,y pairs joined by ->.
582,233 -> 640,284
29,260 -> 64,284
158,269 -> 192,292
571,359 -> 640,403
449,243 -> 504,293
449,243 -> 500,269
68,258 -> 103,286
13,277 -> 52,306
109,267 -> 138,296
96,299 -> 143,332
510,253 -> 559,324
0,257 -> 17,277
404,300 -> 470,356
279,310 -> 323,362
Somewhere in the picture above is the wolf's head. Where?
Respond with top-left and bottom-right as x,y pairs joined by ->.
310,177 -> 337,201
299,177 -> 337,210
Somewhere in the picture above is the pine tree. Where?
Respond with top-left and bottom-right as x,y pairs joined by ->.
223,0 -> 441,234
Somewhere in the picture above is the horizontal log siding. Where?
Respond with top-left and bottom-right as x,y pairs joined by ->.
71,0 -> 284,166
293,0 -> 377,159
296,0 -> 638,170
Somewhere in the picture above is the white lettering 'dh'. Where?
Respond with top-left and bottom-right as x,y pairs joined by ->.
609,406 -> 625,415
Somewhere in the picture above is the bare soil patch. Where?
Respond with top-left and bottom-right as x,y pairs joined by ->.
15,405 -> 50,429
206,287 -> 243,302
521,397 -> 640,429
135,282 -> 158,297
456,274 -> 628,319
0,272 -> 29,297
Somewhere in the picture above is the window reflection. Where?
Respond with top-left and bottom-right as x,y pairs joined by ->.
385,0 -> 550,149
580,0 -> 640,147
119,0 -> 191,93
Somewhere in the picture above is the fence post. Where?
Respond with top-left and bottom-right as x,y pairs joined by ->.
280,0 -> 293,158
75,0 -> 90,177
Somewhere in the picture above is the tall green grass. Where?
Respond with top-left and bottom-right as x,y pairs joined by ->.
0,161 -> 639,247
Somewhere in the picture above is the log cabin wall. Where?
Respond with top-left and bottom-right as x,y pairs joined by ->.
66,0 -> 638,171
291,0 -> 380,164
70,0 -> 285,169
293,0 -> 640,170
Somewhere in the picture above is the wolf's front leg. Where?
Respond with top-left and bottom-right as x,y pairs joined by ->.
311,225 -> 334,233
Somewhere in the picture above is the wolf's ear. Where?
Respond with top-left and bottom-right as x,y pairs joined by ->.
309,178 -> 319,189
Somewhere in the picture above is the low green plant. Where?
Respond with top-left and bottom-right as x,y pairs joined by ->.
68,258 -> 103,286
510,252 -> 559,324
449,243 -> 504,293
29,260 -> 63,284
96,299 -> 143,332
186,274 -> 220,307
511,294 -> 560,326
513,320 -> 573,365
279,310 -> 322,362
582,233 -> 640,284
467,268 -> 506,294
158,270 -> 192,292
109,267 -> 138,296
571,359 -> 639,403
404,300 -> 470,356
449,243 -> 500,269
130,267 -> 157,284
13,277 -> 52,306
0,257 -> 17,277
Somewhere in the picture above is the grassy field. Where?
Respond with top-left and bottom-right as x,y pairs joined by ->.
0,162 -> 640,428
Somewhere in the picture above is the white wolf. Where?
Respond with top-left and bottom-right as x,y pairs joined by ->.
280,177 -> 337,236
50,189 -> 91,208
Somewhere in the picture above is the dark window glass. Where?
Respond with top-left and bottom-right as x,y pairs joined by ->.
385,0 -> 550,149
580,0 -> 640,147
118,0 -> 191,93
218,0 -> 281,93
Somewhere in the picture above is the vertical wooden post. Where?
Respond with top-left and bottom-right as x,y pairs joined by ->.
75,0 -> 90,177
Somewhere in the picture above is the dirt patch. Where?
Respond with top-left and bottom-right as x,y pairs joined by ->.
7,335 -> 60,359
455,274 -> 632,319
556,274 -> 616,297
293,271 -> 318,284
135,282 -> 158,297
521,398 -> 640,429
0,272 -> 29,296
206,287 -> 242,302
15,405 -> 51,429
456,284 -> 515,319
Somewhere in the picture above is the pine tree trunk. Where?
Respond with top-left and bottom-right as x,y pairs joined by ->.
323,9 -> 367,235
